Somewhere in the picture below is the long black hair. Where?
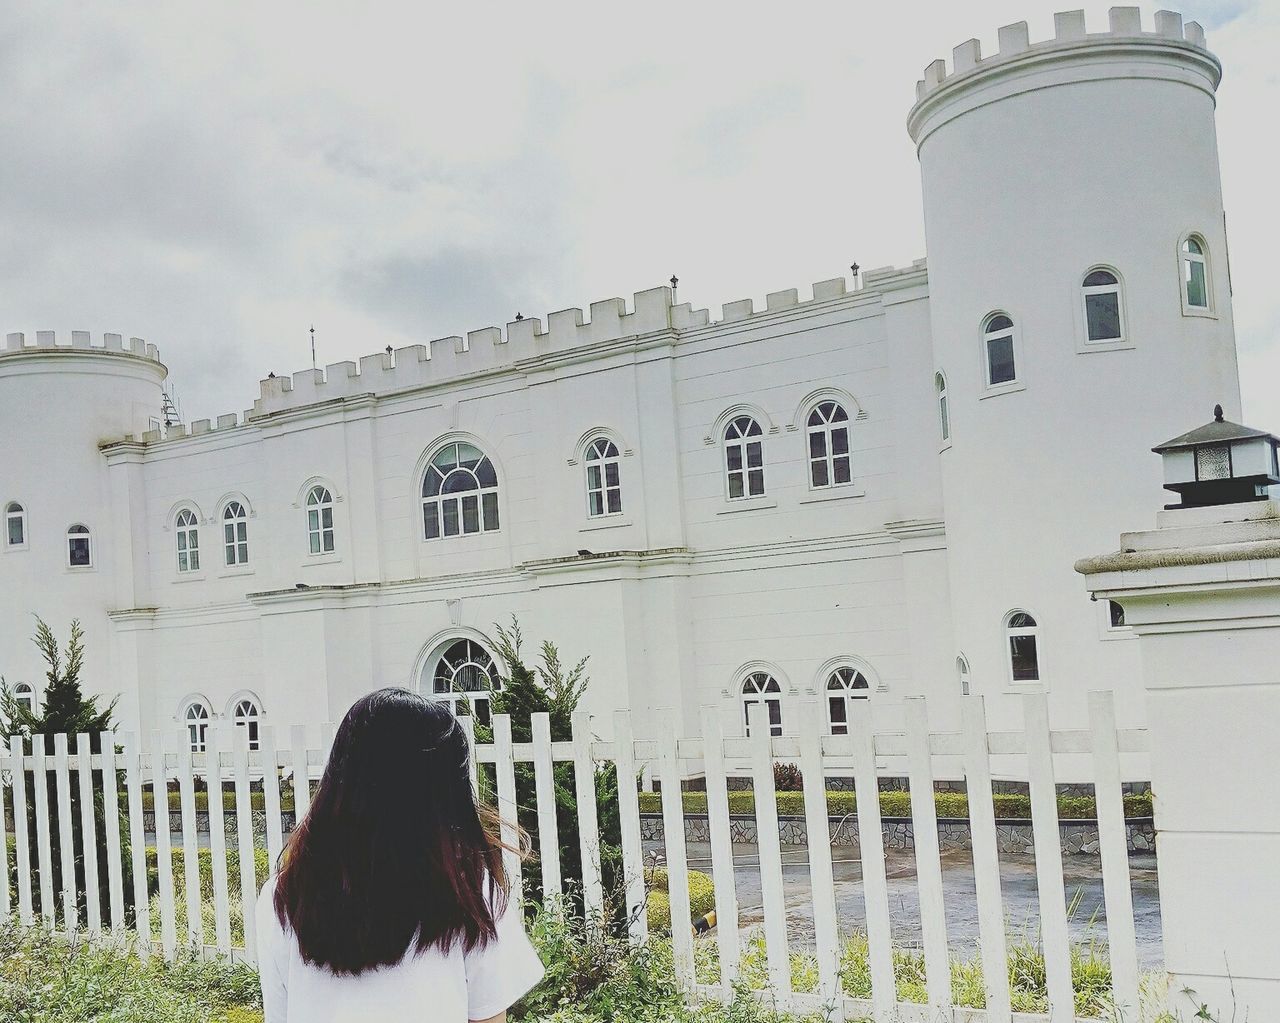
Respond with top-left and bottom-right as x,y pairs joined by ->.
274,688 -> 509,974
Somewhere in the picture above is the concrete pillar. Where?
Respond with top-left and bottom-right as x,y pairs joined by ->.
1077,499 -> 1280,1017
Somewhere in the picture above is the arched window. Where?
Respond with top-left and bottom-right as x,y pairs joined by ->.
422,442 -> 500,538
741,671 -> 782,737
66,524 -> 92,568
1108,600 -> 1127,629
183,701 -> 211,753
232,698 -> 261,751
585,437 -> 622,517
430,639 -> 502,725
825,665 -> 869,735
957,655 -> 971,696
5,502 -> 25,548
807,401 -> 852,489
223,502 -> 249,566
13,682 -> 36,715
935,373 -> 950,443
982,314 -> 1016,387
175,509 -> 200,573
724,416 -> 765,500
1005,610 -> 1041,683
1182,236 -> 1209,310
306,486 -> 336,554
1082,268 -> 1124,343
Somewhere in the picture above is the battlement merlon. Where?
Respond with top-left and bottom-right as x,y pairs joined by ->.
907,8 -> 1220,146
0,331 -> 165,371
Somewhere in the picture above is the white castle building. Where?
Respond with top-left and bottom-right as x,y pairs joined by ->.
0,8 -> 1243,761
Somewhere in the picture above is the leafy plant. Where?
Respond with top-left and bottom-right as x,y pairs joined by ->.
772,762 -> 803,792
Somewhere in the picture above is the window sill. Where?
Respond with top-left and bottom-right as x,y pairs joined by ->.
716,498 -> 778,516
798,486 -> 866,506
1181,305 -> 1217,320
979,381 -> 1026,400
939,440 -> 952,454
218,566 -> 256,579
302,553 -> 342,566
64,565 -> 96,574
171,573 -> 208,584
580,516 -> 633,532
1100,627 -> 1137,642
1077,339 -> 1135,354
3,545 -> 28,553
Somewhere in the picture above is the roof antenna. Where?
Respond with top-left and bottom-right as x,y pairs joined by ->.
310,325 -> 317,372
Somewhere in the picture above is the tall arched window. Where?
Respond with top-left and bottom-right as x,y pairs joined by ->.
232,697 -> 261,751
807,401 -> 852,489
66,524 -> 92,568
422,442 -> 500,538
957,654 -> 971,696
5,502 -> 25,548
1182,235 -> 1209,310
983,314 -> 1017,387
306,486 -> 335,554
825,665 -> 869,735
430,639 -> 502,725
1082,268 -> 1124,343
183,701 -> 211,753
175,509 -> 200,573
13,682 -> 36,715
935,373 -> 950,443
1005,610 -> 1041,683
724,416 -> 765,500
741,671 -> 782,737
223,502 -> 249,566
585,437 -> 622,517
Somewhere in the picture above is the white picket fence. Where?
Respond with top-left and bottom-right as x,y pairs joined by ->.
0,691 -> 1148,1023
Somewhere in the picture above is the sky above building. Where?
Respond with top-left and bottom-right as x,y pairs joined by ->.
1,1 -> 1274,435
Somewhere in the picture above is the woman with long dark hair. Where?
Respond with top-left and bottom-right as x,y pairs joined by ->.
256,688 -> 544,1022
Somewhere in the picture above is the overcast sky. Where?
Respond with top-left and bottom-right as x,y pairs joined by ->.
2,1 -> 1274,433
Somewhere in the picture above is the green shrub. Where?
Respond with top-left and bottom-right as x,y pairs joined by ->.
144,846 -> 271,948
645,868 -> 716,933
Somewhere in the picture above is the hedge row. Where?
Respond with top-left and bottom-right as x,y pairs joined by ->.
636,790 -> 1153,820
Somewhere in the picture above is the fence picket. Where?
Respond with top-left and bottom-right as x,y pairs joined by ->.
31,736 -> 55,926
75,733 -> 102,936
6,737 -> 28,925
205,723 -> 233,956
151,730 -> 178,958
176,737 -> 204,948
1023,693 -> 1075,1021
99,733 -> 125,933
261,725 -> 285,870
611,711 -> 646,943
656,709 -> 695,990
570,710 -> 604,923
290,724 -> 311,823
0,741 -> 10,921
962,697 -> 1012,1023
459,715 -> 478,799
52,734 -> 77,935
232,723 -> 258,962
122,733 -> 151,957
1089,691 -> 1140,1018
530,713 -> 563,901
904,697 -> 951,1012
493,714 -> 523,898
847,700 -> 896,1020
797,700 -> 842,1020
699,705 -> 740,992
747,701 -> 792,1001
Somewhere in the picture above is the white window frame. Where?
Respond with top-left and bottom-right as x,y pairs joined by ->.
306,485 -> 336,555
175,509 -> 201,574
428,638 -> 503,725
421,442 -> 501,540
723,416 -> 766,501
1079,266 -> 1128,348
13,682 -> 37,715
231,696 -> 262,751
1004,609 -> 1042,685
4,502 -> 26,550
981,312 -> 1022,395
183,700 -> 212,754
957,654 -> 971,696
1180,233 -> 1214,316
824,665 -> 870,735
66,524 -> 93,569
806,401 -> 854,490
223,501 -> 250,567
584,437 -> 623,518
740,670 -> 783,737
934,372 -> 951,447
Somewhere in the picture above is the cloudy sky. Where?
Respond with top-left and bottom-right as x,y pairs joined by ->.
2,1 -> 1275,432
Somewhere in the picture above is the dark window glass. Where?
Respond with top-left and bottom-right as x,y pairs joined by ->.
1086,292 -> 1121,341
1083,270 -> 1117,287
1109,600 -> 1126,628
987,336 -> 1016,385
1010,635 -> 1039,681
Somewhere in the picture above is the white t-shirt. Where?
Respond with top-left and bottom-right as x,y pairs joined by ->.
255,877 -> 545,1023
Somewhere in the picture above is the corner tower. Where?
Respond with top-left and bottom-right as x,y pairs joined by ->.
908,9 -> 1242,727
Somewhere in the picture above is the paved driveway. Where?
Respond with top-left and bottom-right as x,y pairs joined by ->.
647,840 -> 1164,970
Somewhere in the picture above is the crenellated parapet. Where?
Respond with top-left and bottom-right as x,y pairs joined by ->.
908,8 -> 1219,145
1,330 -> 163,365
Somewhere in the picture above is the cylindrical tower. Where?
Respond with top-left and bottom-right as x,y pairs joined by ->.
0,332 -> 165,710
908,9 -> 1242,729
